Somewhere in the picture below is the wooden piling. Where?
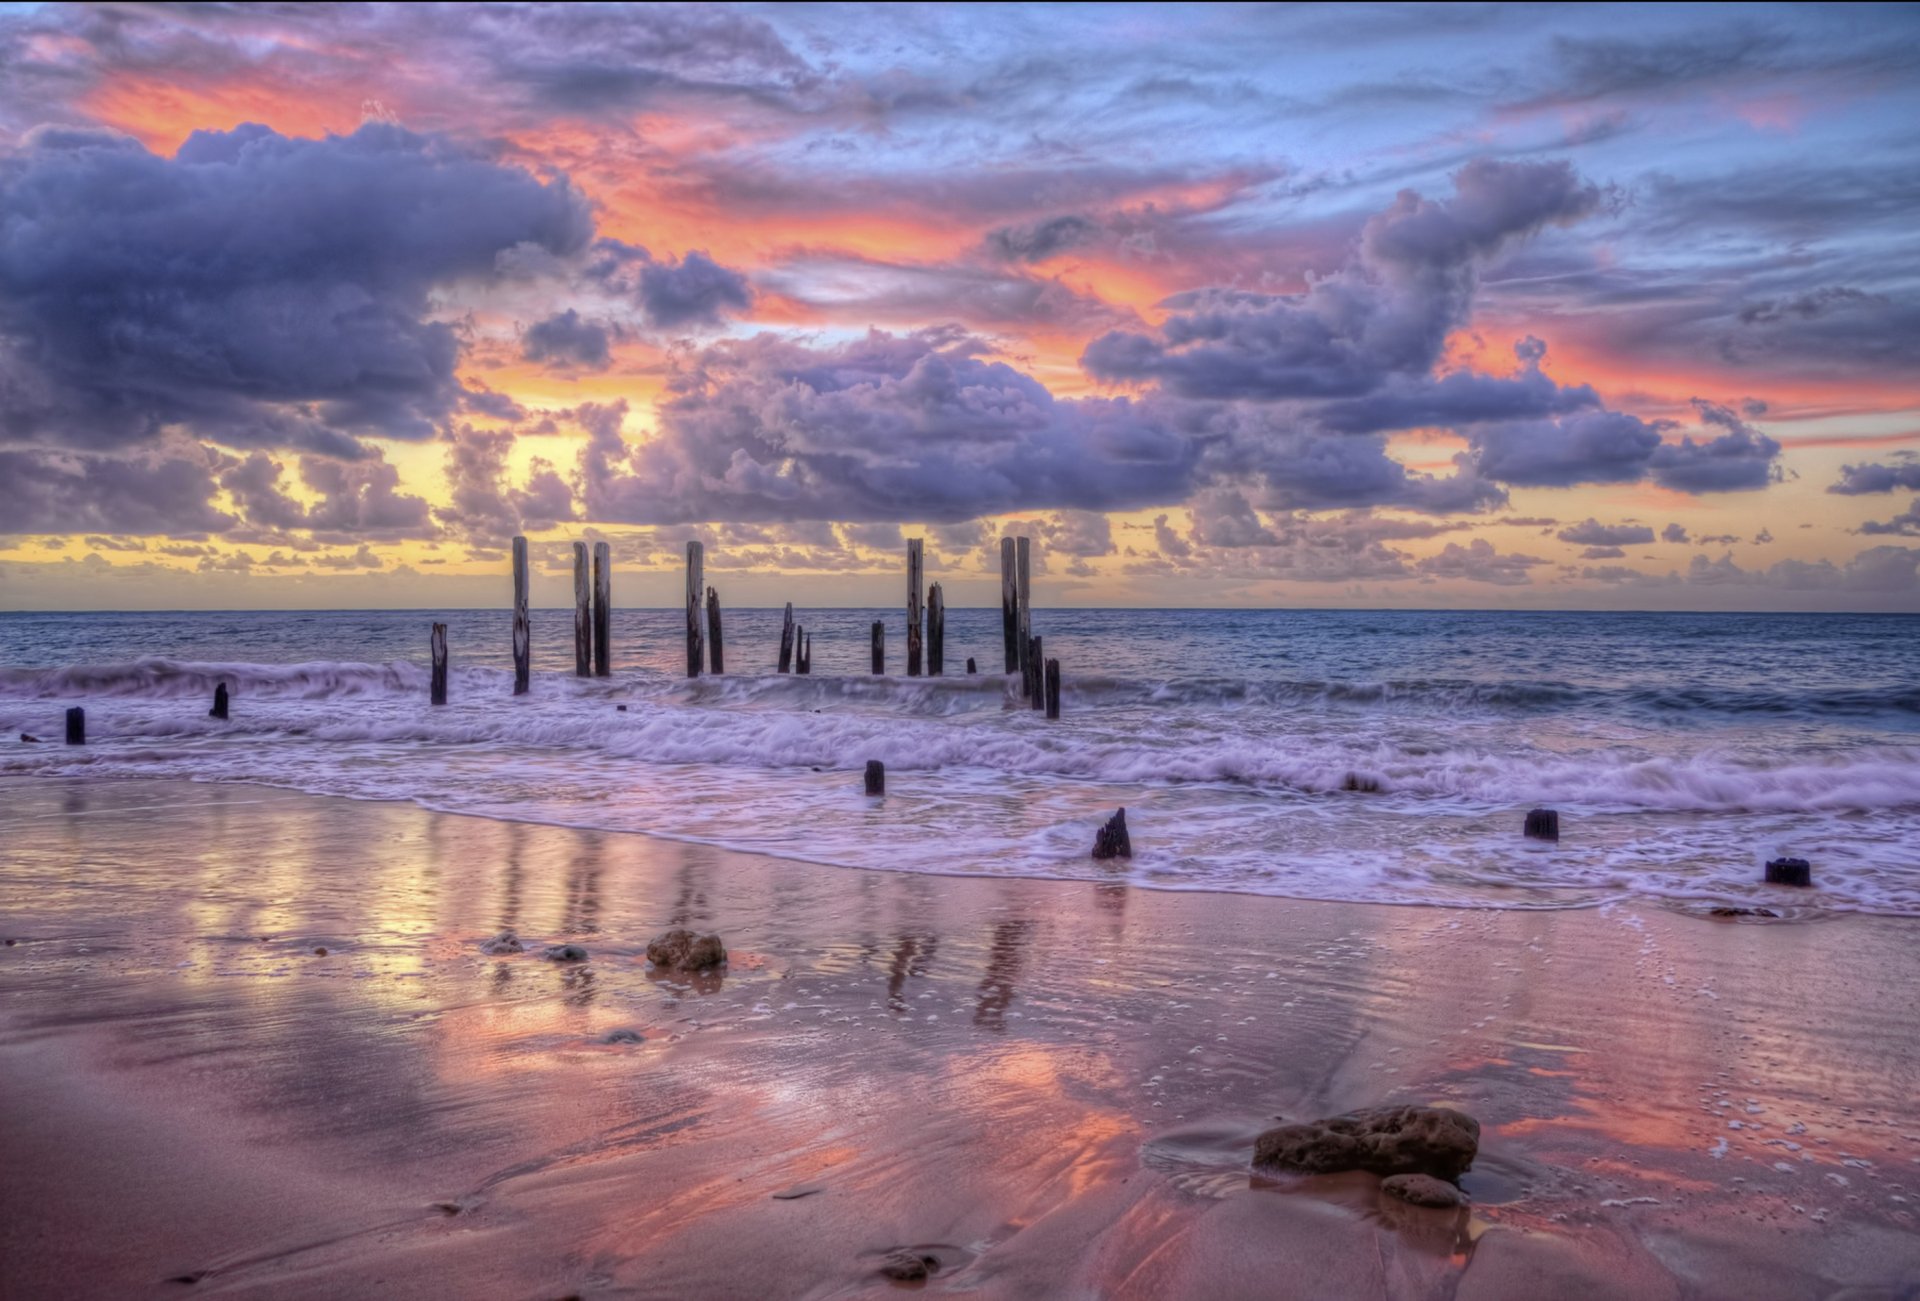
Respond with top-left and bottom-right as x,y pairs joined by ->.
573,541 -> 591,676
1092,808 -> 1131,860
706,586 -> 724,674
907,538 -> 924,677
512,535 -> 531,695
1028,635 -> 1043,710
685,541 -> 705,678
1045,659 -> 1060,720
210,682 -> 229,720
1523,808 -> 1560,842
1000,537 -> 1018,673
967,657 -> 977,674
65,707 -> 84,745
928,583 -> 945,677
593,541 -> 611,677
864,760 -> 885,795
1765,857 -> 1812,887
871,620 -> 885,675
797,630 -> 812,674
430,622 -> 448,706
1016,536 -> 1033,692
778,602 -> 796,673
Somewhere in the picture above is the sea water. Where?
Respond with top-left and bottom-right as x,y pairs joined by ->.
3,608 -> 1917,914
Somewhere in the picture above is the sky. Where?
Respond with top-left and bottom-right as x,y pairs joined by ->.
2,2 -> 1919,612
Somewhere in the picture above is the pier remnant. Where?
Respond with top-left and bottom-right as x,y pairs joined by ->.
967,657 -> 977,674
778,603 -> 796,673
65,707 -> 84,746
512,535 -> 531,695
928,583 -> 945,676
1092,808 -> 1131,860
573,541 -> 591,676
796,630 -> 812,674
1027,635 -> 1044,710
1045,659 -> 1060,720
865,760 -> 885,795
430,623 -> 448,706
907,539 -> 924,676
871,620 -> 885,675
1765,857 -> 1812,887
1001,538 -> 1019,673
685,541 -> 705,678
706,586 -> 725,674
1523,808 -> 1560,842
593,541 -> 611,677
1016,536 -> 1033,689
210,682 -> 229,720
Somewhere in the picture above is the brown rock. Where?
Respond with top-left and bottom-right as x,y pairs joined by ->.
879,1250 -> 939,1281
1253,1104 -> 1479,1180
646,928 -> 727,972
480,929 -> 524,955
1382,1173 -> 1466,1208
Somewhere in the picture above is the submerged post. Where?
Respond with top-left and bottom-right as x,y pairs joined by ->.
210,682 -> 229,720
706,586 -> 725,674
1045,659 -> 1060,720
907,538 -> 924,677
685,541 -> 705,678
871,620 -> 885,675
864,760 -> 885,796
1000,537 -> 1018,673
1523,808 -> 1560,842
573,541 -> 591,676
593,541 -> 611,677
928,583 -> 945,677
512,535 -> 531,695
967,656 -> 977,674
1028,635 -> 1044,711
1016,536 -> 1033,693
430,622 -> 448,706
65,707 -> 84,745
778,602 -> 796,673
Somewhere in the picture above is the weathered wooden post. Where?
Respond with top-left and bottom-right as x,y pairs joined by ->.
1016,536 -> 1033,693
1028,635 -> 1043,710
210,682 -> 229,720
593,541 -> 611,677
864,760 -> 885,795
430,622 -> 448,706
572,541 -> 591,676
928,583 -> 945,677
1045,659 -> 1060,720
1000,537 -> 1018,673
706,586 -> 725,674
778,602 -> 796,673
1523,808 -> 1560,842
907,538 -> 924,676
65,706 -> 85,745
1766,856 -> 1812,887
797,630 -> 812,674
512,535 -> 531,695
1092,808 -> 1131,859
685,541 -> 705,678
871,620 -> 885,674
966,657 -> 977,674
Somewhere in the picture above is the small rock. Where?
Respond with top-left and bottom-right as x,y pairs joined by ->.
4,939 -> 14,947
616,704 -> 628,712
19,733 -> 39,743
1254,1105 -> 1480,1180
1091,807 -> 1132,860
879,1251 -> 939,1282
313,946 -> 328,957
544,944 -> 589,962
1709,906 -> 1779,919
480,929 -> 524,955
771,1184 -> 824,1200
601,1028 -> 644,1044
1381,1173 -> 1466,1208
646,928 -> 727,971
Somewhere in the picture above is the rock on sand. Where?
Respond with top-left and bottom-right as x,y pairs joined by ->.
1381,1172 -> 1467,1208
646,928 -> 727,972
1253,1104 -> 1479,1180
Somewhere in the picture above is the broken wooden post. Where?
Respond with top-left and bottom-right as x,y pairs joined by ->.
907,538 -> 924,676
778,602 -> 796,673
1028,635 -> 1044,710
966,657 -> 977,674
210,682 -> 229,720
593,541 -> 611,677
512,535 -> 531,695
928,582 -> 945,676
1001,537 -> 1018,673
65,707 -> 85,745
1016,536 -> 1033,692
706,586 -> 725,674
685,541 -> 705,678
1765,857 -> 1812,887
865,760 -> 885,795
1523,808 -> 1560,842
1092,808 -> 1131,859
1045,659 -> 1060,720
797,630 -> 812,674
871,620 -> 885,675
573,541 -> 591,677
430,622 -> 448,706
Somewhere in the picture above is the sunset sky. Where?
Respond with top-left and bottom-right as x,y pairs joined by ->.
2,1 -> 1918,610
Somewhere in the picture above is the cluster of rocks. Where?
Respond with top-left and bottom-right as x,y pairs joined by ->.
473,926 -> 728,973
1253,1104 -> 1479,1209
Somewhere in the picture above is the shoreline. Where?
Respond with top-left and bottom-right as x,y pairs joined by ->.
3,777 -> 1919,1297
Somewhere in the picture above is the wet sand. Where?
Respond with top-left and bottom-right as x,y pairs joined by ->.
3,778 -> 1919,1299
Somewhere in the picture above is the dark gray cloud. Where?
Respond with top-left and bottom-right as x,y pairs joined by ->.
1661,522 -> 1689,543
0,121 -> 593,454
1645,401 -> 1781,493
1829,455 -> 1920,496
1558,518 -> 1656,547
985,214 -> 1102,264
1414,538 -> 1548,586
1470,409 -> 1662,487
1859,498 -> 1920,538
639,251 -> 754,329
523,309 -> 612,369
0,445 -> 235,536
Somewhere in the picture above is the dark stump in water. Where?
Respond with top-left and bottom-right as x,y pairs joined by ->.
646,928 -> 727,971
1523,808 -> 1560,842
1765,857 -> 1812,887
1092,808 -> 1132,860
1254,1105 -> 1480,1180
1381,1173 -> 1467,1208
210,682 -> 229,719
865,760 -> 885,796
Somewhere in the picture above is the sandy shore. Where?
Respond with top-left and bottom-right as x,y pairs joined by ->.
3,777 -> 1918,1299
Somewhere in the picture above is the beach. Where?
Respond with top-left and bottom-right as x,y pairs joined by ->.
4,777 -> 1918,1299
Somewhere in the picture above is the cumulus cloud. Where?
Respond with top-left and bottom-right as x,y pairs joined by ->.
1645,400 -> 1781,493
1860,497 -> 1920,537
435,425 -> 578,544
1661,522 -> 1689,543
0,445 -> 235,536
586,240 -> 752,330
1414,538 -> 1549,585
523,309 -> 612,369
1829,455 -> 1920,496
1558,518 -> 1656,547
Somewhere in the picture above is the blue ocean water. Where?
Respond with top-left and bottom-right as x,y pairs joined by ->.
3,607 -> 1918,913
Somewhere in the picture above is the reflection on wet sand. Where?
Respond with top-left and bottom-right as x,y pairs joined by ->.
2,778 -> 1919,1299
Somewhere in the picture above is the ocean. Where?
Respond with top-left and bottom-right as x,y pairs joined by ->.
3,607 -> 1917,915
